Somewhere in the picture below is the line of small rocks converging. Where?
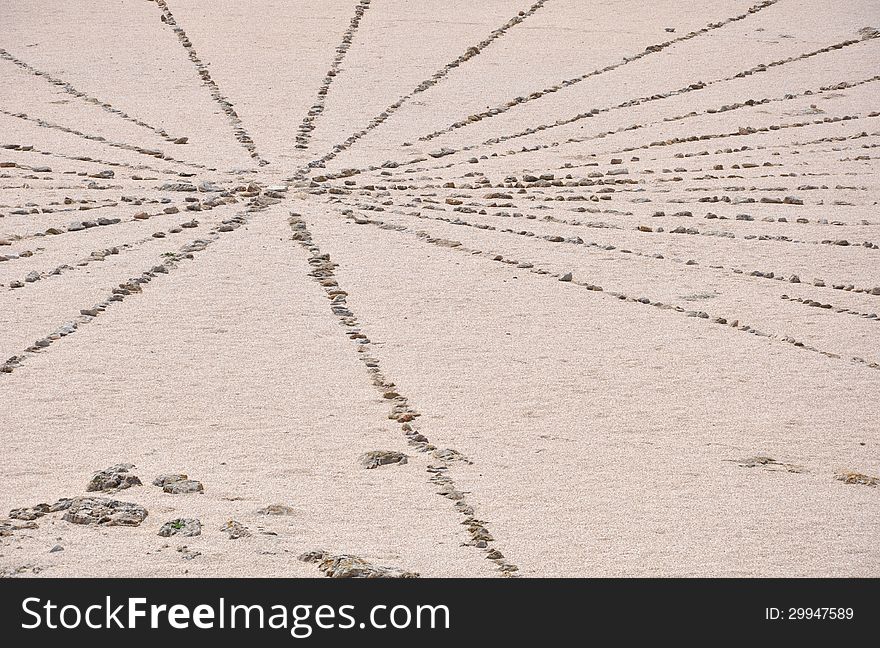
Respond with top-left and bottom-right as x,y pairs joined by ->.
363,111 -> 878,195
781,294 -> 879,325
525,125 -> 880,180
294,0 -> 551,176
0,190 -> 281,375
367,125 -> 879,199
417,0 -> 782,141
329,191 -> 880,302
328,161 -> 878,226
330,205 -> 880,372
0,109 -> 214,173
350,158 -> 875,228
290,95 -> 877,188
423,199 -> 878,255
4,180 -> 245,245
309,179 -> 877,246
476,78 -> 880,159
3,216 -> 214,291
1,195 -> 166,227
286,212 -> 520,577
420,25 -> 876,145
147,0 -> 268,166
393,74 -> 880,173
0,142 -> 218,179
0,230 -> 228,373
294,0 -> 372,150
0,47 -> 188,145
2,197 -> 120,218
354,150 -> 875,204
0,188 -> 245,268
382,199 -> 880,297
388,183 -> 880,253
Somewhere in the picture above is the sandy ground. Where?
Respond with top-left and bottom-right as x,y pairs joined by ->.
0,0 -> 878,578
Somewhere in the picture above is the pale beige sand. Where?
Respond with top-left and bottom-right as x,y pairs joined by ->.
0,0 -> 878,577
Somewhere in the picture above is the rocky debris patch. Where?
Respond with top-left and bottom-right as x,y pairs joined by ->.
1,564 -> 43,577
298,551 -> 419,578
9,499 -> 71,521
158,518 -> 202,537
177,545 -> 201,560
9,503 -> 52,521
358,450 -> 408,469
164,479 -> 204,494
220,520 -> 251,539
835,471 -> 878,487
153,474 -> 188,487
62,497 -> 147,527
257,504 -> 297,516
86,464 -> 142,493
154,474 -> 204,494
0,519 -> 39,536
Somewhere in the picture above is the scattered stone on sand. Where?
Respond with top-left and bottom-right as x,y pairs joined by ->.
9,499 -> 71,521
220,520 -> 251,539
61,497 -> 148,526
152,473 -> 188,487
9,503 -> 51,521
177,545 -> 201,560
437,485 -> 466,500
154,473 -> 204,493
0,519 -> 39,536
736,455 -> 777,467
298,550 -> 419,578
0,564 -> 43,577
835,471 -> 878,487
358,450 -> 408,469
164,479 -> 204,494
158,518 -> 202,537
732,456 -> 804,473
86,463 -> 142,493
257,504 -> 297,516
432,448 -> 473,464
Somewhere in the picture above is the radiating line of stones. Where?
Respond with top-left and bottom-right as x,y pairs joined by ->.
0,185 -> 280,374
287,212 -> 521,576
325,203 -> 880,372
0,47 -> 188,144
294,0 -> 373,150
148,0 -> 269,166
0,108 -> 213,172
293,0 -> 551,176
